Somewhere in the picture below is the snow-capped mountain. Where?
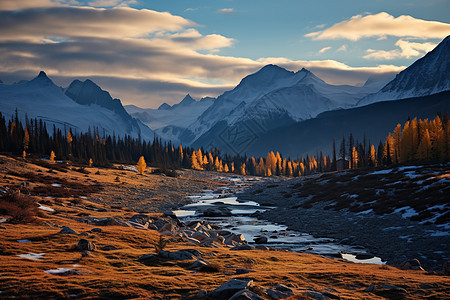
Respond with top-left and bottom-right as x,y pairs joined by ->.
0,71 -> 154,140
125,94 -> 214,144
187,65 -> 382,151
358,35 -> 450,106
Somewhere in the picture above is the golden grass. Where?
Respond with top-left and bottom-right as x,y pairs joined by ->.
0,155 -> 449,299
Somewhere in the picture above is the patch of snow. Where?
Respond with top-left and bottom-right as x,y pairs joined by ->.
38,204 -> 55,212
401,207 -> 418,219
122,165 -> 137,172
79,196 -> 87,199
428,230 -> 450,237
382,226 -> 404,231
17,239 -> 31,243
51,183 -> 62,187
0,218 -> 7,223
45,196 -> 53,199
369,169 -> 393,175
18,253 -> 45,260
403,171 -> 421,179
356,209 -> 373,215
397,166 -> 421,171
44,268 -> 73,275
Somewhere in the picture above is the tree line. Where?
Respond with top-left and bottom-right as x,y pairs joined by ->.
1,110 -> 448,177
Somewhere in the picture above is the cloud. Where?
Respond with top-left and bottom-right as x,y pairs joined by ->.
305,12 -> 450,41
364,39 -> 437,60
217,8 -> 234,14
0,7 -> 195,41
0,5 -> 406,107
319,46 -> 332,54
88,0 -> 137,7
184,8 -> 198,12
336,45 -> 347,52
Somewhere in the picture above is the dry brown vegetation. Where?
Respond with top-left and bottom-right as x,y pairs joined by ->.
0,155 -> 449,299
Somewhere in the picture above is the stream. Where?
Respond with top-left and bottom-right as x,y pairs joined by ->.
173,177 -> 385,265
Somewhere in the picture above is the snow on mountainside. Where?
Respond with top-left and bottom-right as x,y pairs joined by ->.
125,94 -> 214,144
0,72 -> 154,140
358,35 -> 450,106
187,65 -> 380,145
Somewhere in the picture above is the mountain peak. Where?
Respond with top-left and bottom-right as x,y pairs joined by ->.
37,71 -> 48,78
158,102 -> 171,110
180,94 -> 196,104
29,70 -> 55,86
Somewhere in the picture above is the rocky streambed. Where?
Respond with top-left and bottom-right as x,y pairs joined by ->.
173,176 -> 385,265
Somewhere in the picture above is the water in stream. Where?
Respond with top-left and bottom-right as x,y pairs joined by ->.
173,189 -> 385,265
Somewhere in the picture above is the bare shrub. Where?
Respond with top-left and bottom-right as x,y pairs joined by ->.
0,190 -> 39,224
152,235 -> 168,253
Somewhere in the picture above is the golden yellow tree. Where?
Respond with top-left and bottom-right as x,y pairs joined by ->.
286,161 -> 293,177
256,157 -> 265,176
89,158 -> 93,167
369,144 -> 377,166
430,115 -> 445,160
266,151 -> 276,174
22,150 -> 26,160
351,146 -> 358,168
416,129 -> 432,160
137,156 -> 146,175
266,168 -> 272,177
50,150 -> 56,163
179,145 -> 184,162
190,151 -> 202,170
224,163 -> 229,173
23,126 -> 30,151
239,163 -> 246,175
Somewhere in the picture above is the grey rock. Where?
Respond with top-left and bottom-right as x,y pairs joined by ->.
129,214 -> 151,225
79,232 -> 89,236
355,253 -> 375,260
230,244 -> 255,251
254,245 -> 270,251
90,228 -> 102,233
100,245 -> 118,251
189,259 -> 209,269
266,284 -> 294,299
253,236 -> 268,244
235,268 -> 253,275
157,249 -> 201,260
399,258 -> 425,271
81,250 -> 92,257
229,290 -> 263,300
202,207 -> 232,217
208,279 -> 254,300
77,239 -> 95,251
364,285 -> 375,292
305,291 -> 326,300
59,226 -> 78,235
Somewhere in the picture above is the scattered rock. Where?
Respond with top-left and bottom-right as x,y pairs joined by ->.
235,268 -> 253,275
129,214 -> 151,225
355,253 -> 375,260
77,239 -> 95,251
253,236 -> 268,244
100,245 -> 118,251
207,279 -> 254,300
230,244 -> 255,251
254,245 -> 270,251
81,250 -> 92,257
229,289 -> 264,300
202,207 -> 232,217
79,232 -> 89,236
197,290 -> 208,298
305,291 -> 326,300
59,226 -> 78,235
189,259 -> 210,269
364,285 -> 375,292
90,228 -> 102,233
399,258 -> 425,271
266,284 -> 294,299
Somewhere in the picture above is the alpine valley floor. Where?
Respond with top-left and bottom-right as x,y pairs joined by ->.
0,155 -> 449,299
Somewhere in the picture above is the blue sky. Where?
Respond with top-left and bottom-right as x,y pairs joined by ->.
0,0 -> 449,107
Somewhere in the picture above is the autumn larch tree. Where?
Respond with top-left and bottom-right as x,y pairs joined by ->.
137,156 -> 146,175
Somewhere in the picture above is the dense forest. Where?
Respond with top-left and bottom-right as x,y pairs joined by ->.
1,110 -> 449,177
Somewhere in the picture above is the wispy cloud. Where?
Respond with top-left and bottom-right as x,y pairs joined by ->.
217,8 -> 234,14
88,0 -> 137,7
305,12 -> 450,41
184,7 -> 198,12
336,45 -> 347,52
319,46 -> 332,54
364,39 -> 437,60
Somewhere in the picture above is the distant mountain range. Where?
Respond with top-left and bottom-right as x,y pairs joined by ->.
0,71 -> 154,140
1,35 -> 449,158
